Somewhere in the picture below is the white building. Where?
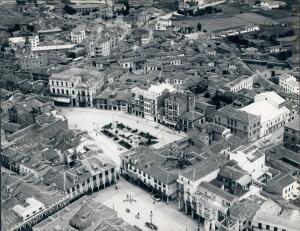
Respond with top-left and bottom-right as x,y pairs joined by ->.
229,144 -> 267,182
155,18 -> 172,31
131,83 -> 176,122
240,92 -> 290,137
12,198 -> 45,221
252,199 -> 300,231
9,36 -> 39,50
279,74 -> 300,95
224,75 -> 253,93
49,67 -> 105,107
71,26 -> 86,45
89,30 -> 120,57
260,0 -> 286,9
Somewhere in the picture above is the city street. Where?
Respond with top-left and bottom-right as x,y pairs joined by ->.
93,178 -> 201,231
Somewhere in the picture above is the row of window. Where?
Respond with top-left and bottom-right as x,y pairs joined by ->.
51,80 -> 74,87
257,223 -> 286,231
52,88 -> 74,95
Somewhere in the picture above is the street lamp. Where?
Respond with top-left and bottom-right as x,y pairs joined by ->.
198,223 -> 200,231
150,211 -> 153,224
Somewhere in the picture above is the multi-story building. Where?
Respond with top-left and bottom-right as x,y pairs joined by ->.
283,116 -> 300,152
49,67 -> 105,107
94,88 -> 131,112
194,181 -> 236,231
120,147 -> 179,202
240,91 -> 290,137
177,155 -> 229,217
44,150 -> 117,199
8,35 -> 39,50
223,75 -> 253,93
252,199 -> 300,231
215,105 -> 261,142
89,30 -> 120,57
19,52 -> 49,70
279,74 -> 300,95
32,196 -> 140,231
163,91 -> 191,128
131,83 -> 176,122
265,172 -> 300,201
229,144 -> 267,182
1,170 -> 69,231
70,26 -> 86,45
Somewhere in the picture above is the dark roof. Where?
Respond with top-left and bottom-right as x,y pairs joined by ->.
181,154 -> 228,181
198,181 -> 235,202
217,105 -> 260,123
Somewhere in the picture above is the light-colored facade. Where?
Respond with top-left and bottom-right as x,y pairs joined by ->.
131,83 -> 176,122
279,74 -> 300,95
71,27 -> 86,45
49,67 -> 105,107
224,75 -> 253,93
260,0 -> 286,9
229,144 -> 267,182
9,36 -> 39,49
240,92 -> 290,137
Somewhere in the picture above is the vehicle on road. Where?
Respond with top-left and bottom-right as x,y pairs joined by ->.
145,222 -> 158,230
152,195 -> 161,202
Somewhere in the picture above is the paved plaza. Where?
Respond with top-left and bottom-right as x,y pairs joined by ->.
93,178 -> 201,231
60,107 -> 186,167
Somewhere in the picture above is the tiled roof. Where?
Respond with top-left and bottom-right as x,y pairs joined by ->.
217,104 -> 260,123
181,154 -> 228,181
198,181 -> 235,202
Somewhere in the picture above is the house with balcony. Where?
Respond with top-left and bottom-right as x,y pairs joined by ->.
49,67 -> 105,107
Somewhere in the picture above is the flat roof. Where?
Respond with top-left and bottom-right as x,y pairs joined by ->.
240,101 -> 289,124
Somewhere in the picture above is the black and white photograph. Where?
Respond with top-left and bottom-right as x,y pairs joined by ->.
0,0 -> 299,231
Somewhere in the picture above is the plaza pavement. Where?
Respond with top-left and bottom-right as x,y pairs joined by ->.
93,178 -> 201,231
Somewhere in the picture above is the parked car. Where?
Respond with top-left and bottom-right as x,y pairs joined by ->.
152,195 -> 161,202
145,222 -> 158,230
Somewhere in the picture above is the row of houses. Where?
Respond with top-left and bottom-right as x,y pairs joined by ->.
120,120 -> 300,231
1,93 -> 118,231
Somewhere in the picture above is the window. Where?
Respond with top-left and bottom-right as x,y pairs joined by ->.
72,90 -> 75,95
72,83 -> 74,87
99,173 -> 102,178
258,223 -> 262,229
105,170 -> 108,175
66,90 -> 69,95
52,88 -> 55,93
111,168 -> 115,173
62,89 -> 64,94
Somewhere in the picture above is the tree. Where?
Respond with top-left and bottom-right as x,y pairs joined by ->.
197,23 -> 202,32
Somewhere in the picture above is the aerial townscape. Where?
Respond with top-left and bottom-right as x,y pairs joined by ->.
0,0 -> 299,231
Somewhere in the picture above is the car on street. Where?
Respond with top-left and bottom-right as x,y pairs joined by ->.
145,222 -> 158,230
152,195 -> 161,202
